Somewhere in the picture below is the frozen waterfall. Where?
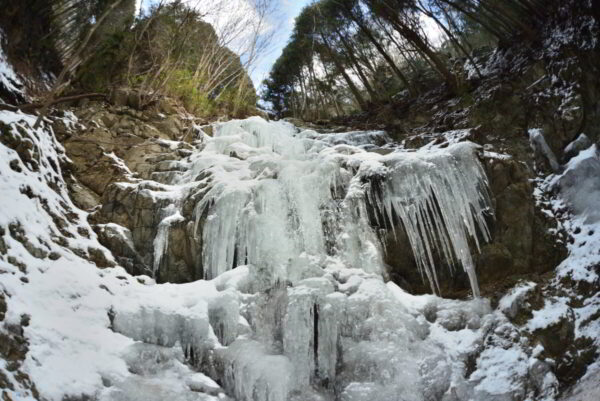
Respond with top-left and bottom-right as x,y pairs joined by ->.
1,110 -> 560,401
128,117 -> 500,401
171,117 -> 491,296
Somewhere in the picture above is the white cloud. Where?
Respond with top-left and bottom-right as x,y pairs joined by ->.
419,14 -> 445,47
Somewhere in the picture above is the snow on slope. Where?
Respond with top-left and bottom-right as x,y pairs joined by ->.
0,32 -> 24,99
0,110 -> 227,400
532,142 -> 600,340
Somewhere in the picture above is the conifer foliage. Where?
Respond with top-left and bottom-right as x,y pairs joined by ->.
262,0 -> 557,119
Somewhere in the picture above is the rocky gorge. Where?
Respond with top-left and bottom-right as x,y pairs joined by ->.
1,1 -> 600,401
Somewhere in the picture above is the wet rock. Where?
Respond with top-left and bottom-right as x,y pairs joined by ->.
154,219 -> 201,283
94,182 -> 177,275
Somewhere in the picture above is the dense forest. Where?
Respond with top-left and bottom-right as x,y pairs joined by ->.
262,0 -> 596,120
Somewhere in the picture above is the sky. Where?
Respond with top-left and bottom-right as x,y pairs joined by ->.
248,0 -> 313,89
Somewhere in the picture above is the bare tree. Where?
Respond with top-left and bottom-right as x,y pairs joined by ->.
34,0 -> 128,128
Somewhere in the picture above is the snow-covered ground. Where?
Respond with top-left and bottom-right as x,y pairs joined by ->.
531,135 -> 600,350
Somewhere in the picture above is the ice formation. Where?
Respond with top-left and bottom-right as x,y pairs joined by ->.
2,111 -> 560,401
529,128 -> 561,172
180,117 -> 491,296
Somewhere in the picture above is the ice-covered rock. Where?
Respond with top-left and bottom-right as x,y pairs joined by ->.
554,144 -> 600,223
498,281 -> 537,319
529,128 -> 561,172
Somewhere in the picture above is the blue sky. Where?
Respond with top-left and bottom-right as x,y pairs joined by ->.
249,0 -> 312,90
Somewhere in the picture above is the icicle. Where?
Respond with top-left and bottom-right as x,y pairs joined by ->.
152,206 -> 184,278
369,142 -> 491,297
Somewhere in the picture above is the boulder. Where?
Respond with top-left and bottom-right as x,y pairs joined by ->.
101,113 -> 118,129
110,88 -> 129,107
69,181 -> 101,210
157,117 -> 181,139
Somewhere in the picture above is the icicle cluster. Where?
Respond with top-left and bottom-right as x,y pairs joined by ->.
364,143 -> 492,296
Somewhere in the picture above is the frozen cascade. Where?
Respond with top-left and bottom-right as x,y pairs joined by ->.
153,206 -> 185,277
1,110 -> 560,401
144,116 -> 498,400
362,142 -> 492,296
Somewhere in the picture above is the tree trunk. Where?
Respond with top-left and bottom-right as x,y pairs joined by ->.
335,30 -> 379,101
319,33 -> 368,110
388,17 -> 457,91
348,14 -> 414,95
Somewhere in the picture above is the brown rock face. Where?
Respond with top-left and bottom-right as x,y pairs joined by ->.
153,219 -> 203,283
49,100 -> 208,282
478,157 -> 534,281
90,171 -> 208,282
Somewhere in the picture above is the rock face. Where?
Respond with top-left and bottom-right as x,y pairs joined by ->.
45,100 -> 209,283
92,181 -> 203,282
